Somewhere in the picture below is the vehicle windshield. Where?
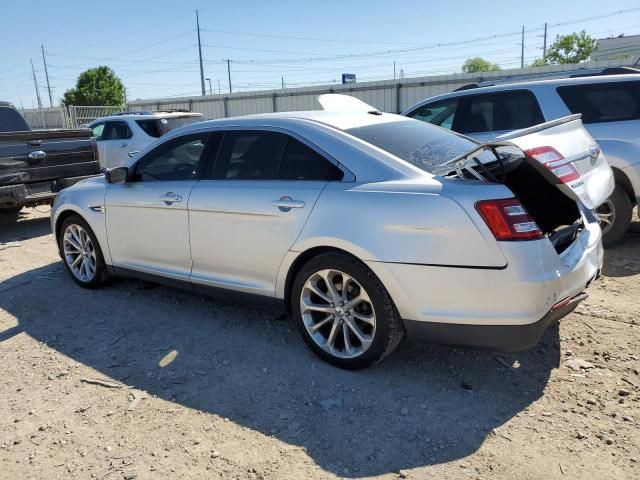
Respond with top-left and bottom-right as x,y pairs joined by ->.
159,115 -> 204,134
345,119 -> 479,173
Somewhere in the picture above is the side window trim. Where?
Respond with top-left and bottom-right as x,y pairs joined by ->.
202,126 -> 355,182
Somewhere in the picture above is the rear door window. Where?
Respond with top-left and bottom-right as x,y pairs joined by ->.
209,131 -> 287,180
102,121 -> 132,140
406,98 -> 458,130
453,90 -> 544,134
557,81 -> 640,123
279,137 -> 342,181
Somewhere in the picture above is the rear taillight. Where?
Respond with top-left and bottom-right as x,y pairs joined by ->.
524,146 -> 580,183
475,198 -> 542,241
91,137 -> 99,163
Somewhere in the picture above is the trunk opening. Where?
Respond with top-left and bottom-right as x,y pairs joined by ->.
501,159 -> 583,253
454,153 -> 583,254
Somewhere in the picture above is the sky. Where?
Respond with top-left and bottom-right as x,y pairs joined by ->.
2,0 -> 640,108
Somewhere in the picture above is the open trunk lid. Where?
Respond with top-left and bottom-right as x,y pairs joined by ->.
496,114 -> 613,210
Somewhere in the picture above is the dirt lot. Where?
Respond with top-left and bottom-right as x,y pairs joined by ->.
1,209 -> 639,480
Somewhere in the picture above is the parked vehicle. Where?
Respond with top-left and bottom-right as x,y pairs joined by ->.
51,103 -> 611,369
88,111 -> 204,169
0,101 -> 99,216
403,71 -> 640,247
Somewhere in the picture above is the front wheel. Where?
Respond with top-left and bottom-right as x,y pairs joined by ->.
597,185 -> 632,248
291,252 -> 404,369
57,215 -> 109,288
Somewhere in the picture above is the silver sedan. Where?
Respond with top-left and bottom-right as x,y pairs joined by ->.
51,104 -> 611,369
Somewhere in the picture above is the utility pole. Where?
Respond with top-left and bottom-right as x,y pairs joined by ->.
393,61 -> 396,81
30,59 -> 43,110
281,77 -> 285,89
41,45 -> 53,108
217,79 -> 221,95
196,10 -> 205,96
205,77 -> 212,95
226,59 -> 232,94
542,22 -> 548,58
520,26 -> 525,69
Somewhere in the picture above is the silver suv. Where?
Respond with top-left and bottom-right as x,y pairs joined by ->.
403,72 -> 640,247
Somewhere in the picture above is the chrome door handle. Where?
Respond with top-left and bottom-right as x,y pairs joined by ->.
272,196 -> 305,212
128,151 -> 140,158
28,150 -> 47,160
160,192 -> 182,205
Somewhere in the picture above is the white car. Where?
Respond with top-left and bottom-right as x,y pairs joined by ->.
88,111 -> 204,169
51,99 -> 612,369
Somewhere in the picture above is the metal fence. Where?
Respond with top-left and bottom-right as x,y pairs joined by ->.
20,105 -> 125,129
127,60 -> 631,120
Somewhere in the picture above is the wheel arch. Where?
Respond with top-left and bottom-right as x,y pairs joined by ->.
611,166 -> 635,203
282,246 -> 362,314
53,206 -> 112,265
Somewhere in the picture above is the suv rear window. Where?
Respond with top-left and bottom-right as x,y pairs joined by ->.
159,115 -> 204,134
557,81 -> 640,123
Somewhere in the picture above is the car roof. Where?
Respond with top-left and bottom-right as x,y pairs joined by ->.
185,110 -> 409,132
405,73 -> 640,110
90,111 -> 203,124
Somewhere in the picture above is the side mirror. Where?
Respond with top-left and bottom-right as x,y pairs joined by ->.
105,166 -> 129,183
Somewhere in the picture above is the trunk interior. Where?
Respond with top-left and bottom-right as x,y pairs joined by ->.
458,154 -> 583,254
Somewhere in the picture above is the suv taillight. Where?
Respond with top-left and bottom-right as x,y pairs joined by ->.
475,198 -> 542,241
524,146 -> 580,183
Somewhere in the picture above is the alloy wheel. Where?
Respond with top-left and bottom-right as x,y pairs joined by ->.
63,224 -> 97,282
300,269 -> 376,359
596,199 -> 615,236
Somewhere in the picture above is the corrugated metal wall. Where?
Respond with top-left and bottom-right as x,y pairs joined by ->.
127,60 -> 629,120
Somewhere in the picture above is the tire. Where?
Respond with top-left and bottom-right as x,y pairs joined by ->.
597,185 -> 632,248
291,252 -> 404,370
57,214 -> 109,288
0,206 -> 22,216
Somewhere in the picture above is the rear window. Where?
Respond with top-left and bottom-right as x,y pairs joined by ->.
136,119 -> 162,138
159,115 -> 204,133
0,105 -> 30,132
345,119 -> 478,173
557,81 -> 640,124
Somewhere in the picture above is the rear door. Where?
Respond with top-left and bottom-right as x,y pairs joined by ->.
498,115 -> 614,209
188,129 -> 342,296
97,121 -> 133,168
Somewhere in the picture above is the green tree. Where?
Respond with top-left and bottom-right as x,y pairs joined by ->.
462,57 -> 502,73
62,66 -> 125,106
546,31 -> 597,64
530,58 -> 549,67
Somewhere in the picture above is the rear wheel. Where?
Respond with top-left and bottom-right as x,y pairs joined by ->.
291,252 -> 404,369
597,185 -> 632,248
58,215 -> 109,288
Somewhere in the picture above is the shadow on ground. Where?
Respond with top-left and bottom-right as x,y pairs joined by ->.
0,208 -> 52,243
1,259 -> 561,477
601,220 -> 640,278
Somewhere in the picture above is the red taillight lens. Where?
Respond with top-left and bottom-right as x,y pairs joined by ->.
475,198 -> 542,241
524,146 -> 580,183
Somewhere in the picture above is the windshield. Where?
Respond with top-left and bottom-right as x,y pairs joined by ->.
159,115 -> 204,134
345,119 -> 478,173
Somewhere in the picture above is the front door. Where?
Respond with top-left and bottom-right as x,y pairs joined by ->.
105,132 -> 211,280
189,130 -> 342,296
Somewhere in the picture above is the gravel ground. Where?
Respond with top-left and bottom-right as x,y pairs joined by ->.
1,208 -> 639,480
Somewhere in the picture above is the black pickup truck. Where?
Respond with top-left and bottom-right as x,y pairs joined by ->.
0,101 -> 100,216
